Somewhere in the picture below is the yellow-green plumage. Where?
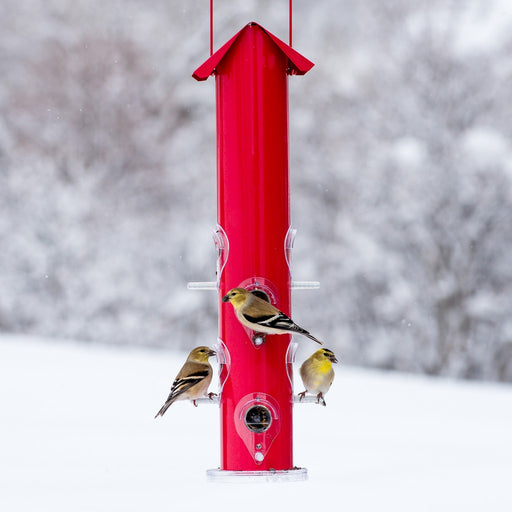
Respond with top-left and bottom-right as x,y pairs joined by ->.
299,348 -> 338,406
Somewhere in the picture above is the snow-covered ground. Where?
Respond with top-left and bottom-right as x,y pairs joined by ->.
1,335 -> 511,512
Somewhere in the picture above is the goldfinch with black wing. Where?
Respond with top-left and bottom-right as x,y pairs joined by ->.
298,348 -> 338,406
222,287 -> 323,344
154,346 -> 216,418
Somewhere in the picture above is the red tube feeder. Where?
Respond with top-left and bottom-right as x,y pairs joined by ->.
193,11 -> 314,480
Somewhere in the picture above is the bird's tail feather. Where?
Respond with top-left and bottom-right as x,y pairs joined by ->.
304,331 -> 323,345
289,323 -> 323,344
154,399 -> 175,419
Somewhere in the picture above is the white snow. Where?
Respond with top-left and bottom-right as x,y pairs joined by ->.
1,335 -> 511,511
391,137 -> 427,169
452,0 -> 512,56
463,127 -> 512,169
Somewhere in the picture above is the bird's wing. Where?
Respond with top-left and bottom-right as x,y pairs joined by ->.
243,311 -> 322,343
166,362 -> 210,401
243,311 -> 293,330
244,296 -> 281,316
242,297 -> 322,343
155,362 -> 211,418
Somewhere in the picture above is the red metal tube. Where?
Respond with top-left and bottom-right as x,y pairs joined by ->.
193,23 -> 313,472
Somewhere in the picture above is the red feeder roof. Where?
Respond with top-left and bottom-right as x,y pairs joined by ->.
192,22 -> 314,81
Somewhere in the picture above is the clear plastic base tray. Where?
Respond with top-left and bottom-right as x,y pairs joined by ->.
206,468 -> 308,483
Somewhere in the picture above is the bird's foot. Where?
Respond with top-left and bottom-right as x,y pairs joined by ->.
298,391 -> 307,401
252,332 -> 266,346
192,400 -> 198,407
317,393 -> 326,407
208,392 -> 218,400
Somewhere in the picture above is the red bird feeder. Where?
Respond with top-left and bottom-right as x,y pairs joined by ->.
191,3 -> 315,480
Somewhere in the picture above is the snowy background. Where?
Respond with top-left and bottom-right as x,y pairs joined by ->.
2,0 -> 512,381
1,335 -> 511,511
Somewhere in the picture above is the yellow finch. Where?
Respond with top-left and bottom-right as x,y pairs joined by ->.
298,348 -> 338,406
222,287 -> 322,344
154,346 -> 216,418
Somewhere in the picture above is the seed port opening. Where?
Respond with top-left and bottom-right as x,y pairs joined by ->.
244,405 -> 272,433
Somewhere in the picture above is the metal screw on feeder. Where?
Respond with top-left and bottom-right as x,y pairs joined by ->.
191,1 -> 316,481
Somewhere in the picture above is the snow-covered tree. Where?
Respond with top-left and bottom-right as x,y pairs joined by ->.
1,0 -> 511,381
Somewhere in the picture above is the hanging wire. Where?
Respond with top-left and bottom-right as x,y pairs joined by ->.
289,0 -> 293,47
210,0 -> 214,56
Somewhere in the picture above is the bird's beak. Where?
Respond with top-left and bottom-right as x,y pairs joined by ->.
221,294 -> 230,303
331,356 -> 338,364
208,349 -> 217,357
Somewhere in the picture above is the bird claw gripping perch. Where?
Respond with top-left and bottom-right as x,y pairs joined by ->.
316,393 -> 326,407
192,393 -> 217,406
